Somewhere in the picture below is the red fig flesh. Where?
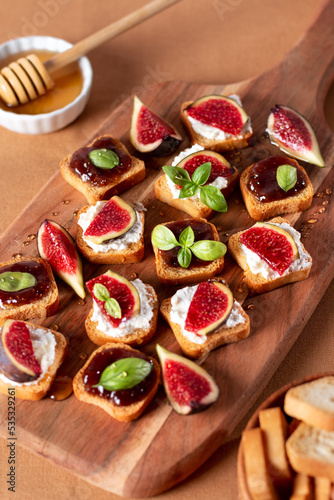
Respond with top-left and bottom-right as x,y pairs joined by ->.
0,319 -> 41,382
86,270 -> 140,327
175,150 -> 235,186
38,219 -> 85,299
156,344 -> 219,415
84,196 -> 137,245
266,105 -> 325,167
185,282 -> 233,336
185,95 -> 249,135
240,222 -> 299,276
130,96 -> 182,156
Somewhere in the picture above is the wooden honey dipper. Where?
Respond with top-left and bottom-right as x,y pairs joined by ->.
0,0 -> 181,107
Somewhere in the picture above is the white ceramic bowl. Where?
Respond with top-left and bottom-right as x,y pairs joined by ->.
0,36 -> 93,134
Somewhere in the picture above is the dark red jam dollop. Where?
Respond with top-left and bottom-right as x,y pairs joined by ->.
0,261 -> 51,309
247,155 -> 307,203
161,219 -> 215,269
83,347 -> 157,406
69,137 -> 132,187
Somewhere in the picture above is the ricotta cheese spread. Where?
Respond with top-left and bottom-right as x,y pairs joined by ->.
187,95 -> 253,141
91,279 -> 154,337
170,284 -> 245,345
166,143 -> 228,200
240,222 -> 312,280
78,202 -> 144,253
0,327 -> 56,386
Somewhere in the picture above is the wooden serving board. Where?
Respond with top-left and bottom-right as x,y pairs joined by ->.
1,1 -> 334,497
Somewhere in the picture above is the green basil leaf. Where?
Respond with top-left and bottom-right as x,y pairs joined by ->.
105,298 -> 122,319
93,283 -> 110,302
162,165 -> 191,186
95,357 -> 152,391
0,272 -> 37,292
151,225 -> 179,250
200,185 -> 227,212
276,164 -> 297,192
88,149 -> 120,170
179,181 -> 199,199
191,240 -> 227,261
191,162 -> 211,186
177,247 -> 192,268
179,226 -> 195,248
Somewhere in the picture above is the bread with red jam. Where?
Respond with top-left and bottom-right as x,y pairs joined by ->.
73,342 -> 160,422
0,256 -> 59,327
60,135 -> 146,204
240,156 -> 313,221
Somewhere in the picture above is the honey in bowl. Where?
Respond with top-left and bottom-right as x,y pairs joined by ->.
0,50 -> 83,115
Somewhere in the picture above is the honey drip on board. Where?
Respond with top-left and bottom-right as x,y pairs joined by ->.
0,50 -> 83,114
49,375 -> 73,401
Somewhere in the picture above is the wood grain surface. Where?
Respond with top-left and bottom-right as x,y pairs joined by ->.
0,1 -> 334,497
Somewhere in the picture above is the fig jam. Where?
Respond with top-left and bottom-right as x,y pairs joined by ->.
161,219 -> 215,268
0,261 -> 51,309
69,137 -> 132,187
247,155 -> 307,202
83,347 -> 157,406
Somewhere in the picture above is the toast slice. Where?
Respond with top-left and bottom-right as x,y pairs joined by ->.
60,135 -> 145,204
0,256 -> 59,327
76,202 -> 145,265
228,217 -> 312,294
284,376 -> 334,432
73,342 -> 160,422
85,281 -> 158,347
180,98 -> 253,152
240,156 -> 313,221
160,281 -> 250,359
0,322 -> 67,400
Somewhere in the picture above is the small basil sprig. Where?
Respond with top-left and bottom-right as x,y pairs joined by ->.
162,162 -> 227,212
94,357 -> 152,391
151,225 -> 226,268
93,283 -> 122,319
88,148 -> 120,170
0,271 -> 37,292
276,164 -> 297,192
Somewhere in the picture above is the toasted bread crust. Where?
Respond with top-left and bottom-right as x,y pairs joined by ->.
154,168 -> 239,219
0,325 -> 67,400
60,135 -> 146,204
160,292 -> 250,359
228,217 -> 312,294
0,256 -> 59,327
180,100 -> 253,152
76,205 -> 145,264
73,342 -> 160,422
152,218 -> 225,286
240,160 -> 313,221
85,283 -> 158,347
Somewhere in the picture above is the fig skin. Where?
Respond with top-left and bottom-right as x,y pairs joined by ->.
130,96 -> 182,156
0,319 -> 41,383
156,344 -> 219,415
84,196 -> 137,245
38,219 -> 85,299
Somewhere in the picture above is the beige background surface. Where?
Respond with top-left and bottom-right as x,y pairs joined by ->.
0,0 -> 333,499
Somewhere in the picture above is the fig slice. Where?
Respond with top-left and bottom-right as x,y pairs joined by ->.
184,281 -> 233,336
130,96 -> 182,156
240,222 -> 299,276
185,94 -> 249,135
156,344 -> 219,415
266,105 -> 325,167
175,150 -> 235,186
38,219 -> 85,299
0,319 -> 41,382
86,270 -> 140,328
83,196 -> 137,244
